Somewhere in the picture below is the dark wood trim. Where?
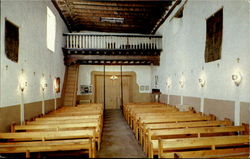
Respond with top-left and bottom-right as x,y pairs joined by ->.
151,0 -> 182,34
70,1 -> 170,8
63,33 -> 162,38
77,61 -> 153,65
78,0 -> 173,2
63,48 -> 162,56
72,11 -> 161,19
51,0 -> 72,32
64,53 -> 160,66
65,54 -> 159,61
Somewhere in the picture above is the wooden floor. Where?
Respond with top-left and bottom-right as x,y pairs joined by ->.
97,109 -> 146,158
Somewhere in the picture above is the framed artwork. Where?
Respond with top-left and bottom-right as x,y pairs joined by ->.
80,85 -> 92,94
5,19 -> 19,62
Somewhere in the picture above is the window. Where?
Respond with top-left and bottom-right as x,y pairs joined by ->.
205,8 -> 223,63
5,19 -> 19,62
47,7 -> 56,52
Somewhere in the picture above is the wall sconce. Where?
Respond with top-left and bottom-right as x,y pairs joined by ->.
232,72 -> 242,86
110,75 -> 118,80
19,79 -> 27,92
166,78 -> 171,88
41,79 -> 47,91
179,77 -> 185,88
19,76 -> 27,92
179,80 -> 184,88
198,77 -> 206,87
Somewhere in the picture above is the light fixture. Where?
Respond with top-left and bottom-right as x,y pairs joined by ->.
100,17 -> 124,23
232,72 -> 242,86
41,78 -> 47,91
19,75 -> 27,92
179,80 -> 184,88
179,76 -> 184,88
166,78 -> 171,88
198,77 -> 206,87
110,75 -> 118,80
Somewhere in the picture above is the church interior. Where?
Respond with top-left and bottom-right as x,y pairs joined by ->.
0,0 -> 249,158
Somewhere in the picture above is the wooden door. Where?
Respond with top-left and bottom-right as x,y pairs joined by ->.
105,75 -> 121,109
121,76 -> 131,105
95,75 -> 104,104
94,73 -> 132,110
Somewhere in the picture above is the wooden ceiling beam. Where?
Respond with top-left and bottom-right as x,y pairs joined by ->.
73,25 -> 149,33
73,17 -> 158,25
72,10 -> 162,19
53,0 -> 175,33
73,23 -> 155,30
52,0 -> 72,32
74,0 -> 172,2
151,0 -> 182,33
69,1 -> 170,8
71,4 -> 164,12
74,23 -> 149,30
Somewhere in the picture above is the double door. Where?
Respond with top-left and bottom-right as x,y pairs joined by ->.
95,74 -> 131,109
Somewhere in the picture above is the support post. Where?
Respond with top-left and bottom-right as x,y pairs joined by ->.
54,93 -> 57,110
20,91 -> 25,125
120,65 -> 123,110
42,92 -> 45,115
103,65 -> 106,110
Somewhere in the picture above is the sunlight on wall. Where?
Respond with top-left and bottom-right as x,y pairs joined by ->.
47,7 -> 56,52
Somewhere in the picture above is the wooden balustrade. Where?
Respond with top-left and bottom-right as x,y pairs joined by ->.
63,33 -> 162,50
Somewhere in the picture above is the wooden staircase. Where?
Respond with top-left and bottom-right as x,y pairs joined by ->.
62,65 -> 79,106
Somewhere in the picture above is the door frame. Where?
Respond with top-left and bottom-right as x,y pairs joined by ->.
91,71 -> 136,108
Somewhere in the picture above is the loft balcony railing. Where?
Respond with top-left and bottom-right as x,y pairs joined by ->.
63,33 -> 162,51
63,33 -> 162,66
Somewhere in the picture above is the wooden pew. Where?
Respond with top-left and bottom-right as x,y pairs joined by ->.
35,115 -> 101,121
26,118 -> 100,125
131,110 -> 195,131
12,122 -> 102,151
77,103 -> 104,109
45,111 -> 102,117
24,119 -> 102,150
53,107 -> 103,113
141,119 -> 232,149
125,103 -> 175,123
129,107 -> 178,129
134,112 -> 202,134
123,103 -> 166,118
157,135 -> 250,158
0,130 -> 97,158
148,125 -> 247,157
135,114 -> 215,140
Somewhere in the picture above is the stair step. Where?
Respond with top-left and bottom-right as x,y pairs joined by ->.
65,94 -> 74,97
65,85 -> 76,88
66,80 -> 76,83
63,103 -> 72,106
64,99 -> 73,104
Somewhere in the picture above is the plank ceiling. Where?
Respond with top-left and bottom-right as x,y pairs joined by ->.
52,0 -> 180,34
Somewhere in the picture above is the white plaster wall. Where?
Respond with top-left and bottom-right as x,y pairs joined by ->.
78,65 -> 152,94
153,0 -> 250,123
0,1 -> 67,107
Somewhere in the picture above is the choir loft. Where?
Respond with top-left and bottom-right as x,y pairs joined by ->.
0,0 -> 249,158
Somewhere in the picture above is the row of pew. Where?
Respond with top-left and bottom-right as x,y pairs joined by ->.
123,102 -> 250,158
0,103 -> 103,158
